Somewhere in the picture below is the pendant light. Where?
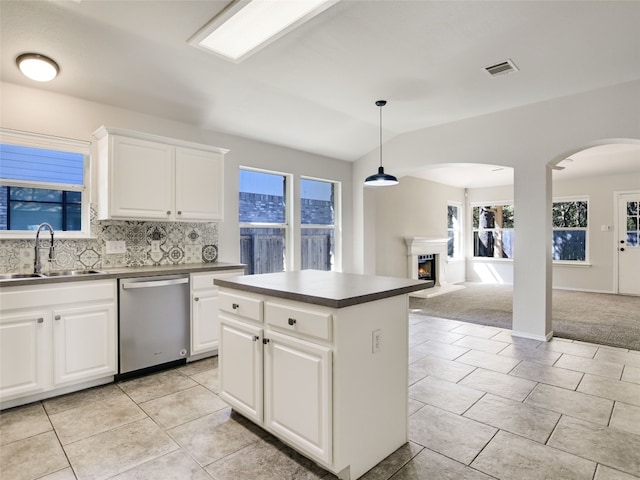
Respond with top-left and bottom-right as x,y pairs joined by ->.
364,100 -> 398,187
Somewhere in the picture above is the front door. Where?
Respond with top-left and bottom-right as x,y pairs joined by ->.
617,192 -> 640,295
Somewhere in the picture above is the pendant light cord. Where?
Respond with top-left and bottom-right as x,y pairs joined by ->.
379,104 -> 383,168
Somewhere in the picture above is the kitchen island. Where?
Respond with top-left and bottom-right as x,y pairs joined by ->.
215,270 -> 427,480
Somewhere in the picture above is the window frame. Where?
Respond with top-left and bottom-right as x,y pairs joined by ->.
239,166 -> 293,272
552,196 -> 589,264
471,201 -> 515,260
0,128 -> 91,239
300,175 -> 342,272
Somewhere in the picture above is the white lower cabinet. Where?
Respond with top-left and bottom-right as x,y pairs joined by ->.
52,302 -> 116,385
0,310 -> 49,399
190,270 -> 245,356
219,289 -> 408,480
264,330 -> 332,465
0,280 -> 117,407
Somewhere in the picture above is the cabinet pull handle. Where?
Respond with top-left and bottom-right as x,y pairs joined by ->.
194,297 -> 199,302
37,317 -> 44,324
232,303 -> 240,310
252,335 -> 259,342
54,315 -> 61,321
288,318 -> 297,326
263,338 -> 270,345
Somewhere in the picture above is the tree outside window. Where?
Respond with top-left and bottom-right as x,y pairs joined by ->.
553,200 -> 588,261
472,204 -> 514,258
447,203 -> 461,258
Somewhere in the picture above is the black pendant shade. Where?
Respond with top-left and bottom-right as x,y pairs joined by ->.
364,100 -> 398,187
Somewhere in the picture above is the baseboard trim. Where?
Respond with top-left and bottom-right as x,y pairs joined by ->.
511,330 -> 554,342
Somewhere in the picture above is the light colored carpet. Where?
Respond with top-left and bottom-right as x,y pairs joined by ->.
409,283 -> 640,351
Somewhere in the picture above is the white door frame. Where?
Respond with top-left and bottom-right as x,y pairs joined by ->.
613,190 -> 640,295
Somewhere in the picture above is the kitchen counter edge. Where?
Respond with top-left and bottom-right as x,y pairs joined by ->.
215,271 -> 428,308
0,262 -> 247,288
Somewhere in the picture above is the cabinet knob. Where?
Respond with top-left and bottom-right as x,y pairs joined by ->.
54,315 -> 61,321
37,317 -> 44,324
194,297 -> 199,302
252,335 -> 259,342
166,211 -> 171,215
263,338 -> 270,345
232,303 -> 240,310
288,318 -> 297,326
177,211 -> 182,215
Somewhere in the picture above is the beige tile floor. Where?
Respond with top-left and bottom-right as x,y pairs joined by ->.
2,314 -> 640,480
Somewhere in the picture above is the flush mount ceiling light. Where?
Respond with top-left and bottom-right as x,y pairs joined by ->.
16,53 -> 59,82
190,0 -> 339,63
364,100 -> 399,187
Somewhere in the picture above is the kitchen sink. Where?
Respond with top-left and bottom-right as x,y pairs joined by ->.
45,269 -> 106,277
0,273 -> 45,280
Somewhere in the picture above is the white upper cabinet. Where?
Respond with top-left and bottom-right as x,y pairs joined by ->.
94,126 -> 227,222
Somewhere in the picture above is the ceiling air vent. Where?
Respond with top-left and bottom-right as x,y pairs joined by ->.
484,59 -> 519,77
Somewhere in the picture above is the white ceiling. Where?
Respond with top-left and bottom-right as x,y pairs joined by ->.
1,0 -> 639,185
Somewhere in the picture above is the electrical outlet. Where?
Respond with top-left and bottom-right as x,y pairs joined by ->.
151,240 -> 161,253
372,329 -> 382,354
105,240 -> 126,254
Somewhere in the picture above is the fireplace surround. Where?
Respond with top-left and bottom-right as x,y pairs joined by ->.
404,237 -> 465,298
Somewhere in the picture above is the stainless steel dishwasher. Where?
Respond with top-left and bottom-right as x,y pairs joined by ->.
118,274 -> 190,377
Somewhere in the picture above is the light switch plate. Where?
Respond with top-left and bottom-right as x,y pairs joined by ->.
106,240 -> 126,254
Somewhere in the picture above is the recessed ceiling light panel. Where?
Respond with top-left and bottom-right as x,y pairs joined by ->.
189,0 -> 339,63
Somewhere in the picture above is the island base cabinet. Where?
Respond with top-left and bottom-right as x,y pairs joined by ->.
264,330 -> 332,466
218,287 -> 410,480
219,315 -> 263,423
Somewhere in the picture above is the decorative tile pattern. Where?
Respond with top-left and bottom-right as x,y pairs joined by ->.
0,204 -> 220,273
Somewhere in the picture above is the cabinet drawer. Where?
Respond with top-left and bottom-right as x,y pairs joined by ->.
265,302 -> 332,342
219,292 -> 263,322
192,270 -> 243,291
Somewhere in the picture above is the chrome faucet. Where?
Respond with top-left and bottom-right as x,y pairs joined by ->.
34,223 -> 55,274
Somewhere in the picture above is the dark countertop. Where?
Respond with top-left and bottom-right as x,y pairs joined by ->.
0,262 -> 246,288
214,270 -> 428,308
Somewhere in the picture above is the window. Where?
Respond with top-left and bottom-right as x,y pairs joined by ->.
552,199 -> 588,261
447,202 -> 462,258
472,204 -> 514,258
301,177 -> 339,271
239,168 -> 289,274
0,129 -> 90,237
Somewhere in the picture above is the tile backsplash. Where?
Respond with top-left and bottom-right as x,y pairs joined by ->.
0,205 -> 218,274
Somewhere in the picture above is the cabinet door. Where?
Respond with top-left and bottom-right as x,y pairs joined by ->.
52,303 -> 116,386
0,310 -> 50,400
219,315 -> 263,423
175,147 -> 224,221
264,330 -> 332,465
191,290 -> 219,355
110,135 -> 173,219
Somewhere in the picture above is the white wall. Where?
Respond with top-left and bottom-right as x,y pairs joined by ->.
464,174 -> 640,293
371,175 -> 465,280
0,82 -> 353,271
552,172 -> 639,292
354,80 -> 640,340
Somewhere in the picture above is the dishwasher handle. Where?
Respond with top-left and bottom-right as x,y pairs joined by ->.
121,277 -> 189,290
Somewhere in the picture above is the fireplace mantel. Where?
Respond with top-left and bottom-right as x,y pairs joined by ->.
404,236 -> 464,298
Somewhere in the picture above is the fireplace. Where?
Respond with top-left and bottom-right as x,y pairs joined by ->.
404,237 -> 465,297
417,254 -> 436,285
